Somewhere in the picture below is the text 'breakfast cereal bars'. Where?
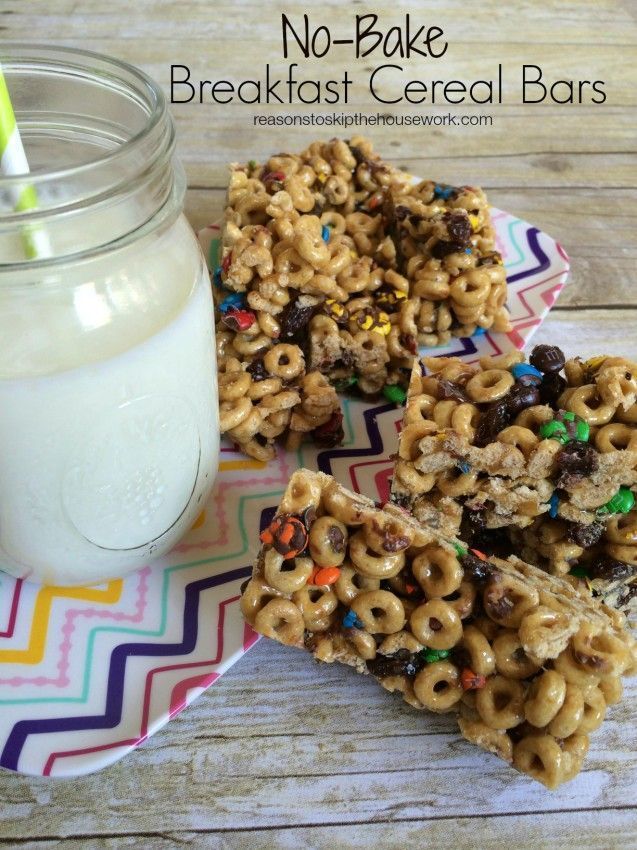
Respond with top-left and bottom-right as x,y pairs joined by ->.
241,468 -> 636,790
215,137 -> 510,460
390,346 -> 637,619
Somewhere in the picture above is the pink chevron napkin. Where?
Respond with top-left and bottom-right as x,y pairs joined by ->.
0,209 -> 568,776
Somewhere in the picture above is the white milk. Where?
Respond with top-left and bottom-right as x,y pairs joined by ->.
0,215 -> 219,584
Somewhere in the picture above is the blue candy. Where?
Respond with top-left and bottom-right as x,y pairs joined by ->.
472,327 -> 487,337
465,247 -> 472,254
213,267 -> 224,288
512,363 -> 543,381
321,224 -> 330,243
434,185 -> 454,200
548,492 -> 559,519
457,460 -> 471,474
219,292 -> 245,313
343,610 -> 364,629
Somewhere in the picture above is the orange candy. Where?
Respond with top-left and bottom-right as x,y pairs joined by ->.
470,548 -> 488,562
460,668 -> 487,691
310,566 -> 341,586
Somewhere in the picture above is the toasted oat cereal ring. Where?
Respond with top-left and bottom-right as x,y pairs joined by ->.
334,563 -> 380,605
449,270 -> 491,306
570,622 -> 630,678
553,646 -> 600,692
279,471 -> 322,515
605,512 -> 637,546
412,545 -> 463,598
458,715 -> 513,764
218,369 -> 251,402
483,574 -> 539,629
398,421 -> 438,461
560,733 -> 590,783
350,589 -> 406,634
378,630 -> 424,656
220,397 -> 252,432
413,661 -> 463,712
547,682 -> 585,738
465,369 -> 515,403
309,516 -> 348,567
497,425 -> 539,458
292,585 -> 338,629
263,344 -> 305,381
566,384 -> 616,425
594,422 -> 637,453
458,625 -> 496,677
476,675 -> 525,730
348,529 -> 405,578
524,670 -> 567,728
239,577 -> 282,626
598,675 -> 623,706
322,480 -> 370,526
394,460 -> 436,496
436,469 -> 480,498
263,550 -> 314,595
410,599 -> 462,649
577,686 -> 607,733
254,598 -> 304,646
512,735 -> 565,790
363,515 -> 414,556
445,581 -> 477,620
518,605 -> 573,662
492,630 -> 541,680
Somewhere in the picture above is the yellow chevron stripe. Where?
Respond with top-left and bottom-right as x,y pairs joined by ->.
219,459 -> 266,471
0,581 -> 122,665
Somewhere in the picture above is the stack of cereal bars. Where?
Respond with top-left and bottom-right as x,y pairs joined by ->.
242,469 -> 636,789
216,137 -> 509,460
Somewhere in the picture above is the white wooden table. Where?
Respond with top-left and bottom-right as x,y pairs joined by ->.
1,1 -> 636,846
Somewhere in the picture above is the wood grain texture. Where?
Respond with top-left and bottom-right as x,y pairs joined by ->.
0,0 -> 636,846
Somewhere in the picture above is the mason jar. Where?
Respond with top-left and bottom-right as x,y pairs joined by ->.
0,45 -> 218,585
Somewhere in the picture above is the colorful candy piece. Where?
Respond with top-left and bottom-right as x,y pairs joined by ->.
219,292 -> 246,313
453,543 -> 468,557
511,363 -> 543,384
313,411 -> 345,448
548,491 -> 560,518
221,251 -> 232,274
355,308 -> 391,336
420,648 -> 450,663
460,668 -> 487,690
222,308 -> 255,332
213,267 -> 224,288
311,566 -> 341,586
433,185 -> 454,200
539,419 -> 569,444
472,327 -> 487,337
383,384 -> 407,405
259,515 -> 308,560
321,225 -> 330,243
323,298 -> 348,323
597,486 -> 635,516
470,548 -> 488,562
343,609 -> 364,629
457,460 -> 471,474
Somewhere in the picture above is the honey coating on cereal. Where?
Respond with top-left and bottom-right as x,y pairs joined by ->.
242,468 -> 636,790
215,137 -> 509,461
390,346 -> 637,619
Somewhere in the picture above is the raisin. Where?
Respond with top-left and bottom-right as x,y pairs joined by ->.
588,556 -> 635,582
246,357 -> 268,382
530,344 -> 566,374
394,205 -> 411,221
446,212 -> 472,246
279,296 -> 317,342
539,372 -> 567,406
617,582 -> 637,609
555,441 -> 598,484
460,552 -> 495,583
313,411 -> 344,447
474,400 -> 511,447
505,382 -> 541,415
566,521 -> 604,548
366,649 -> 422,679
431,239 -> 465,259
437,378 -> 470,403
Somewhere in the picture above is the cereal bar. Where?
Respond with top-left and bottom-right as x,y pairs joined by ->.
390,346 -> 637,618
241,468 -> 636,789
216,137 -> 509,459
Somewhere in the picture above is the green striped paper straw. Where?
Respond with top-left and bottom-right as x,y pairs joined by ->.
0,61 -> 51,259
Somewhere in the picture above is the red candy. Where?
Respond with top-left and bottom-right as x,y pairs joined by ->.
470,548 -> 488,562
460,668 -> 487,691
261,170 -> 286,183
221,251 -> 232,274
222,308 -> 255,332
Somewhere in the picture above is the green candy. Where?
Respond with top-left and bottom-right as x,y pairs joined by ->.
248,159 -> 257,170
453,543 -> 468,557
539,419 -> 568,442
575,419 -> 590,442
333,375 -> 357,392
383,384 -> 407,405
421,648 -> 450,664
569,565 -> 590,578
598,486 -> 635,516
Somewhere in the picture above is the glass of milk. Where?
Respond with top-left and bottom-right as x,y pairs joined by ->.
0,45 -> 219,585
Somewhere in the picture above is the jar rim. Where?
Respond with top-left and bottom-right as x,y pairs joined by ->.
0,42 -> 167,188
